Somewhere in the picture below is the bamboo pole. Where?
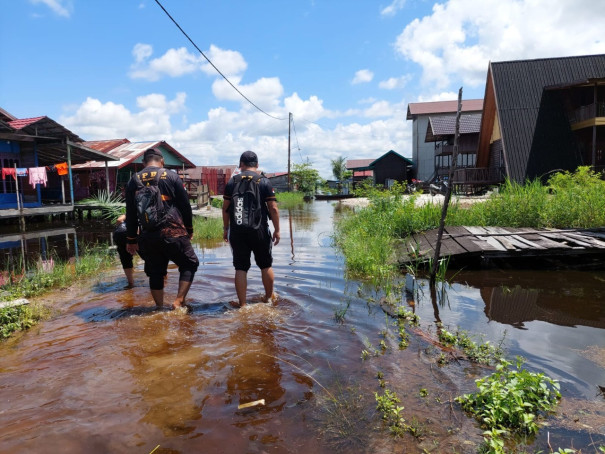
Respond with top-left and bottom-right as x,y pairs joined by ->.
430,87 -> 463,286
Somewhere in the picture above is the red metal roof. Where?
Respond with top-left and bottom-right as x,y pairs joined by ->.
8,116 -> 46,130
83,139 -> 130,153
406,99 -> 483,120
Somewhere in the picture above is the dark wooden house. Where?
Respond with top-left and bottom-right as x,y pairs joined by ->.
465,54 -> 605,188
369,150 -> 413,187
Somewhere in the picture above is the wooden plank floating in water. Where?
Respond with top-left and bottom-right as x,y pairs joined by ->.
400,226 -> 605,266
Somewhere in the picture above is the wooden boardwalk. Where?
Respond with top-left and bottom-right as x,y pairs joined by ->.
400,226 -> 605,266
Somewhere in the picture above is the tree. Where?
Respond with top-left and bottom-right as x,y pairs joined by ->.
291,160 -> 321,195
331,156 -> 352,193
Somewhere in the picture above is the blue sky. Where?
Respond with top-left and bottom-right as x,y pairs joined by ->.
2,0 -> 604,178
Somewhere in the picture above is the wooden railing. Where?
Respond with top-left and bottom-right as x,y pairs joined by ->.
568,102 -> 605,124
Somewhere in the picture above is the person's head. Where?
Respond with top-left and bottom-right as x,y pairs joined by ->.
143,147 -> 164,167
239,150 -> 258,170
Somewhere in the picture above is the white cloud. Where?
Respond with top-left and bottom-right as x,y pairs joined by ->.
394,0 -> 605,90
30,0 -> 71,17
352,69 -> 374,85
416,91 -> 460,102
130,45 -> 204,81
380,0 -> 406,17
60,93 -> 187,141
378,75 -> 412,90
201,45 -> 247,78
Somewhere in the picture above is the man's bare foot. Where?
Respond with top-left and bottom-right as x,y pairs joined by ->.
229,300 -> 245,308
263,293 -> 278,304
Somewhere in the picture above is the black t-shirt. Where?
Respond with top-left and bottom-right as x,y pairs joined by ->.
224,171 -> 276,226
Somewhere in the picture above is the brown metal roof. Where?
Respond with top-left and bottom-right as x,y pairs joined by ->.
73,140 -> 196,170
425,113 -> 482,142
83,138 -> 130,153
346,158 -> 375,170
406,99 -> 483,120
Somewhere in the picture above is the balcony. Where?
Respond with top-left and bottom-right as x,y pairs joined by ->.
568,102 -> 605,125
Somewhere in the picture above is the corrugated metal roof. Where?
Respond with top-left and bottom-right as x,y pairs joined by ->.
83,138 -> 130,153
346,158 -> 375,169
369,150 -> 413,167
72,140 -> 196,170
426,113 -> 482,141
489,53 -> 605,182
406,99 -> 483,120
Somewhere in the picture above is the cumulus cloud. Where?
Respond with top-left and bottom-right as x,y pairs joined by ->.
60,93 -> 186,141
201,45 -> 247,78
378,75 -> 412,90
380,0 -> 406,17
352,69 -> 374,85
30,0 -> 72,17
129,45 -> 204,81
394,0 -> 605,90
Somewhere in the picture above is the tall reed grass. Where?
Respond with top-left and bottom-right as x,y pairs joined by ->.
276,191 -> 305,209
192,216 -> 223,240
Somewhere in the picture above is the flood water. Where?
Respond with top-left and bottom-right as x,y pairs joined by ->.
0,201 -> 604,453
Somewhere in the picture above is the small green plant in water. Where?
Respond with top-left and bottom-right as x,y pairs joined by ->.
437,324 -> 504,365
456,357 -> 561,450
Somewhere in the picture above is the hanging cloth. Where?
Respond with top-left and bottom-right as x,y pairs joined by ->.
55,162 -> 69,176
29,167 -> 48,187
16,168 -> 28,177
2,168 -> 16,180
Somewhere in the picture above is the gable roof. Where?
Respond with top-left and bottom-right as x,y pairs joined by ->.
369,150 -> 413,167
425,113 -> 482,142
406,99 -> 483,120
346,158 -> 374,170
73,140 -> 195,170
478,53 -> 605,183
83,138 -> 130,153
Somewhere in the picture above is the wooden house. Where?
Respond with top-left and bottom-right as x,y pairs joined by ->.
0,108 -> 117,219
463,54 -> 605,189
407,99 -> 483,181
264,172 -> 289,193
424,113 -> 482,184
346,151 -> 413,188
73,140 -> 196,199
179,165 -> 238,196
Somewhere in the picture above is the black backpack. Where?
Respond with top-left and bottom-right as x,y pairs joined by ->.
229,173 -> 264,230
134,169 -> 168,232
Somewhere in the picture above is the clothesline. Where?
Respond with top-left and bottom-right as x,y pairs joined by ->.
1,162 -> 69,188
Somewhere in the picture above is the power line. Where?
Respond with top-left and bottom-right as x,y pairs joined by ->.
153,0 -> 287,122
290,115 -> 304,162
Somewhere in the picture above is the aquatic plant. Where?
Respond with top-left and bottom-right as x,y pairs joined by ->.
456,357 -> 561,451
0,304 -> 41,339
437,324 -> 505,365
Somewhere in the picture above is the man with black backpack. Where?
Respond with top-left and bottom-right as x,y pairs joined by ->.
125,147 -> 199,310
222,151 -> 280,307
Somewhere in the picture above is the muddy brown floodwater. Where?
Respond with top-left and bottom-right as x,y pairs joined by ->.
1,201 -> 604,453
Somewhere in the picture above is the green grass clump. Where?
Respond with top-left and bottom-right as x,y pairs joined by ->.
276,191 -> 305,208
0,304 -> 42,339
192,216 -> 223,240
1,246 -> 117,300
456,357 -> 561,452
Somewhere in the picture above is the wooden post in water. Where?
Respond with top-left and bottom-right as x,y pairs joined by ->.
430,87 -> 463,286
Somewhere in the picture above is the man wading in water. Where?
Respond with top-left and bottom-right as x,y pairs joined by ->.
125,147 -> 199,310
222,151 -> 280,307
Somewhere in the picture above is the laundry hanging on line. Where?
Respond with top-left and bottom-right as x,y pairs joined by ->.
1,168 -> 16,180
29,167 -> 48,187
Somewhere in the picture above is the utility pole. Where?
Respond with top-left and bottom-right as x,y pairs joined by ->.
288,112 -> 292,191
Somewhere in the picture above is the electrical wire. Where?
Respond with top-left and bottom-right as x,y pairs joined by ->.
290,115 -> 304,162
153,0 -> 287,122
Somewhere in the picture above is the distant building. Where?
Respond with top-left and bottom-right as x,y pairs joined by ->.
346,150 -> 413,188
264,171 -> 289,192
407,99 -> 483,182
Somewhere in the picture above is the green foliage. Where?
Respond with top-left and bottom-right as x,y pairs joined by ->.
1,246 -> 116,300
79,190 -> 125,220
192,216 -> 223,240
291,160 -> 321,195
437,324 -> 504,365
331,156 -> 348,182
0,304 -> 40,339
456,357 -> 561,449
210,197 -> 223,209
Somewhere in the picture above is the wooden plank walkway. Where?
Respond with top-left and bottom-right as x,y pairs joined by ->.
399,226 -> 605,266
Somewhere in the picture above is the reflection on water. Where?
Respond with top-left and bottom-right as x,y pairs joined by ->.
0,202 -> 603,453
